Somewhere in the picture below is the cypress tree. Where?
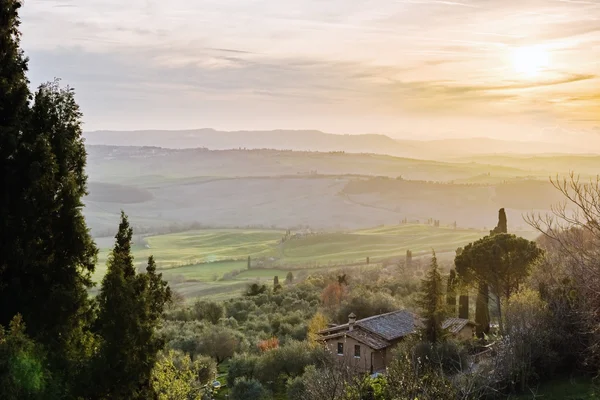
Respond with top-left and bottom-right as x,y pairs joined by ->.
285,271 -> 294,285
417,251 -> 446,343
94,212 -> 171,399
0,2 -> 98,392
458,293 -> 469,319
446,269 -> 457,314
490,208 -> 507,235
475,284 -> 490,338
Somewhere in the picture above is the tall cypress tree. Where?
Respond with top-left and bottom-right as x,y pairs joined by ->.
417,251 -> 446,343
0,0 -> 31,315
95,212 -> 171,399
0,2 -> 98,392
490,208 -> 507,235
446,269 -> 457,314
458,293 -> 469,319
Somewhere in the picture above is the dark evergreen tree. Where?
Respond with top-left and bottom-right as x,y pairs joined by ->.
458,294 -> 469,319
273,276 -> 282,292
94,212 -> 171,399
406,250 -> 413,268
446,269 -> 457,314
247,256 -> 251,270
0,315 -> 51,400
285,271 -> 294,285
417,252 -> 446,343
490,208 -> 507,235
0,2 -> 98,392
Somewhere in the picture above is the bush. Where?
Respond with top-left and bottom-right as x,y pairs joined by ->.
230,378 -> 269,400
227,354 -> 260,387
286,376 -> 306,400
412,340 -> 468,374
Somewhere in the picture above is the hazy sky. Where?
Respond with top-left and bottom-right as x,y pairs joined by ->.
21,0 -> 600,142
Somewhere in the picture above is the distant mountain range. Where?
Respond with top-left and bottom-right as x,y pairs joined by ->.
84,129 -> 596,158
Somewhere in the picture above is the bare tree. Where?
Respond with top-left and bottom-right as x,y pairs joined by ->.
525,173 -> 600,364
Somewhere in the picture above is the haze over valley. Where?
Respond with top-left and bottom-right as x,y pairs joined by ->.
5,0 -> 600,398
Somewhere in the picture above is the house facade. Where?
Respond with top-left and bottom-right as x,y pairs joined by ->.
319,311 -> 476,373
319,310 -> 419,373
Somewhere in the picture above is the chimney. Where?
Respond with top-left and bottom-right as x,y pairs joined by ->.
348,312 -> 356,331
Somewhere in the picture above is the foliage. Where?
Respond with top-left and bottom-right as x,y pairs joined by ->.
321,283 -> 346,310
490,208 -> 508,235
230,378 -> 269,400
286,271 -> 294,284
192,301 -> 224,325
1,75 -> 99,396
307,312 -> 328,345
0,3 -> 103,395
331,288 -> 397,324
151,350 -> 216,400
447,269 -> 458,314
526,174 -> 600,367
227,341 -> 326,393
227,354 -> 260,387
94,212 -> 171,399
417,252 -> 446,343
455,233 -> 542,334
297,363 -> 352,400
273,275 -> 282,292
494,289 -> 556,392
0,316 -> 49,400
245,283 -> 268,297
194,325 -> 241,364
257,337 -> 279,352
385,347 -> 459,400
412,340 -> 468,375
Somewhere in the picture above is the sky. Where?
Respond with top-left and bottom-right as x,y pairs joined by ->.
21,0 -> 600,142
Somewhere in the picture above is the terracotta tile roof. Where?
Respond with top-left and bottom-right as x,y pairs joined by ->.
442,317 -> 476,335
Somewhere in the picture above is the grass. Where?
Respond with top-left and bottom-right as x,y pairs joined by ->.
92,224 -> 508,299
279,225 -> 489,265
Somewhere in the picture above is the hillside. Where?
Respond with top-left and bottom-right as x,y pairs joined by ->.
83,146 -> 584,237
92,225 -> 515,299
84,129 -> 596,158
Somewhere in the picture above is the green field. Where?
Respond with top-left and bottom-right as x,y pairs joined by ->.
93,224 -> 536,300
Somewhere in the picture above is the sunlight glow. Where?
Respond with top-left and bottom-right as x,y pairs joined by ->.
512,46 -> 550,77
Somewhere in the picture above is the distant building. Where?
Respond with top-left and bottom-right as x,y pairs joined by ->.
319,311 -> 476,374
442,317 -> 477,341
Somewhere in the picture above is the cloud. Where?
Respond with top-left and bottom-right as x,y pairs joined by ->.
19,0 -> 600,133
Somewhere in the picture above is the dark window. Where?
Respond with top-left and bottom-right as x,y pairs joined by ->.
354,345 -> 361,358
337,342 -> 344,355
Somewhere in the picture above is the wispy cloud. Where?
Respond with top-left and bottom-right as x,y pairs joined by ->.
19,0 -> 600,138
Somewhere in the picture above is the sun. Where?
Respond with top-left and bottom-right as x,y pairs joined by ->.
511,46 -> 550,77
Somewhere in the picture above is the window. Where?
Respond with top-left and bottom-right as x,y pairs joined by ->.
337,342 -> 344,355
354,345 -> 361,358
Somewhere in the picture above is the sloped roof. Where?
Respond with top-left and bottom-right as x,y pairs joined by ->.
319,328 -> 391,350
319,310 -> 419,341
442,317 -> 476,334
347,329 -> 390,350
357,310 -> 419,341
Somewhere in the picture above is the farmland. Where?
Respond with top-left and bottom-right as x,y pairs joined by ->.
91,224 -> 539,300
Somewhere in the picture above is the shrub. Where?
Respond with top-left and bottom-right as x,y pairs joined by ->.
230,378 -> 269,400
